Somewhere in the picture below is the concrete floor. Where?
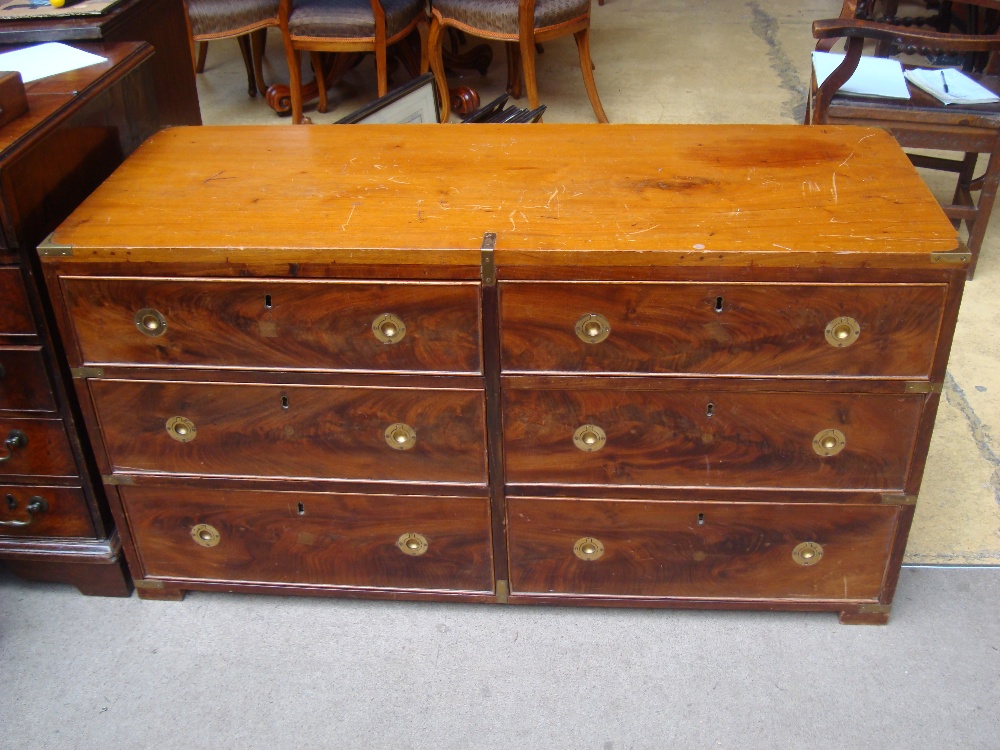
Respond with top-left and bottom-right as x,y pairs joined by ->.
2,1 -> 999,747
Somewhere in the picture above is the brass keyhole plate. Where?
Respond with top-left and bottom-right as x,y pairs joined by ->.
824,316 -> 860,348
385,422 -> 417,450
372,313 -> 406,344
135,308 -> 167,337
166,416 -> 197,443
575,313 -> 611,344
573,424 -> 607,452
792,541 -> 824,566
191,523 -> 221,547
573,536 -> 605,561
812,428 -> 846,457
397,532 -> 428,556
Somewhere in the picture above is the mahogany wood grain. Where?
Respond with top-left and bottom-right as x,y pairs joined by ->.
0,268 -> 34,335
124,486 -> 493,592
0,347 -> 55,412
91,379 -> 487,484
61,277 -> 482,373
4,556 -> 132,596
503,388 -> 923,490
0,417 -> 77,478
507,497 -> 898,600
500,282 -> 947,377
0,484 -> 95,537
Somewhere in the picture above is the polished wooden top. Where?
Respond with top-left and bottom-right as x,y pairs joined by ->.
49,124 -> 959,269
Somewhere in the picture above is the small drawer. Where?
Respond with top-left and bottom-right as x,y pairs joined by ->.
0,267 -> 35,336
92,379 -> 488,484
0,417 -> 77,478
124,486 -> 494,592
61,277 -> 483,374
507,497 -> 898,601
0,485 -> 95,538
503,387 -> 923,491
500,282 -> 947,377
0,347 -> 56,412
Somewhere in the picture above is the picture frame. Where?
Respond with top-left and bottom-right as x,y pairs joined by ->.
336,72 -> 441,125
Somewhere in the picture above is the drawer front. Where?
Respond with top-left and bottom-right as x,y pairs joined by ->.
503,388 -> 922,490
0,347 -> 56,412
507,497 -> 898,600
500,282 -> 946,377
0,485 -> 95,538
92,379 -> 488,484
0,267 -> 35,336
61,278 -> 482,373
0,417 -> 77,478
124,486 -> 494,592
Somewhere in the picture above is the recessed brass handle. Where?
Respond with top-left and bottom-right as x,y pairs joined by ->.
575,313 -> 610,344
0,429 -> 28,463
385,422 -> 416,450
573,424 -> 606,452
372,313 -> 406,344
191,523 -> 220,547
812,428 -> 846,457
573,536 -> 605,561
0,494 -> 48,527
792,541 -> 824,566
135,308 -> 167,337
825,316 -> 860,348
166,416 -> 197,443
397,532 -> 428,556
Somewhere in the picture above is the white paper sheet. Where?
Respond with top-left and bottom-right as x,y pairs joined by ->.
812,50 -> 911,99
0,42 -> 107,83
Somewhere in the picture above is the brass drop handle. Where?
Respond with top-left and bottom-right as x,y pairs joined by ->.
372,313 -> 406,344
397,532 -> 428,556
812,428 -> 846,457
166,416 -> 197,443
575,313 -> 610,344
0,494 -> 48,527
824,316 -> 860,348
135,308 -> 167,337
0,429 -> 28,463
190,523 -> 221,547
792,541 -> 824,566
573,424 -> 606,452
385,423 -> 416,450
573,536 -> 605,561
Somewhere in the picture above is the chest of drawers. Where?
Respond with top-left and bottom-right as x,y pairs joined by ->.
40,124 -> 966,622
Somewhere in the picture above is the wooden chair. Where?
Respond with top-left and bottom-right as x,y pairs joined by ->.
278,0 -> 429,124
428,0 -> 608,123
183,0 -> 281,98
807,1 -> 1000,278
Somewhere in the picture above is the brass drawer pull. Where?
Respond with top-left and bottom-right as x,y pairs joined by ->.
397,532 -> 428,556
825,316 -> 860,348
191,523 -> 221,547
573,424 -> 606,452
372,313 -> 406,344
573,536 -> 605,561
812,428 -> 846,457
0,429 -> 28,463
166,416 -> 197,443
135,308 -> 167,337
575,313 -> 610,344
385,422 -> 416,450
0,493 -> 48,527
792,541 -> 823,566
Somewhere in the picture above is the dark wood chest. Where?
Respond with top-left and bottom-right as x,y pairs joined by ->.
40,124 -> 966,621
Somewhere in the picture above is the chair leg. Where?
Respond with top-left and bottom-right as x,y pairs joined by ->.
964,148 -> 1000,279
505,42 -> 522,99
286,47 -> 305,124
428,16 -> 450,121
573,28 -> 608,123
311,52 -> 328,113
519,34 -> 539,110
250,28 -> 269,92
375,42 -> 388,97
196,41 -> 208,74
237,34 -> 257,97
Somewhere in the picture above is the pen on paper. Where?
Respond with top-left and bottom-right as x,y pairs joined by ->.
941,70 -> 950,93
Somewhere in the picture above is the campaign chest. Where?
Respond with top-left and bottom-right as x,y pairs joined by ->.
40,124 -> 966,622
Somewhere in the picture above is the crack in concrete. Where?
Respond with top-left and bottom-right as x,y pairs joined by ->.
747,1 -> 807,122
945,372 -> 1000,506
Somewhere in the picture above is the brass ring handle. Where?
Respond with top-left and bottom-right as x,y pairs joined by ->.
134,308 -> 167,337
0,495 -> 48,527
166,416 -> 197,443
575,313 -> 610,344
372,313 -> 406,344
397,532 -> 428,556
573,424 -> 606,452
0,429 -> 28,463
385,423 -> 416,450
190,523 -> 221,547
573,536 -> 605,561
824,316 -> 860,348
792,541 -> 824,566
812,428 -> 846,457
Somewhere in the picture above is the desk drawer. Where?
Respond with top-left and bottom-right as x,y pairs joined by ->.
91,379 -> 488,484
0,347 -> 56,412
125,486 -> 493,592
61,277 -> 482,373
507,497 -> 898,600
0,417 -> 77,478
0,485 -> 95,538
0,267 -> 35,336
503,387 -> 923,490
500,282 -> 946,377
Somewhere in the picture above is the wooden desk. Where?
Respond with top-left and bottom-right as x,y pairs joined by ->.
40,124 -> 966,621
0,0 -> 200,126
0,41 -> 160,595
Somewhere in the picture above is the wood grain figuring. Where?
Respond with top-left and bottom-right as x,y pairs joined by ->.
62,277 -> 482,373
503,388 -> 923,490
91,379 -> 488,484
0,347 -> 55,412
0,417 -> 77,478
124,486 -> 493,592
507,497 -> 898,600
0,268 -> 34,335
0,485 -> 95,537
500,282 -> 947,377
48,125 -> 958,268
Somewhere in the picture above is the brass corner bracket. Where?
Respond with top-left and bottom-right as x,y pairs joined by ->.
481,232 -> 496,286
37,233 -> 73,257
